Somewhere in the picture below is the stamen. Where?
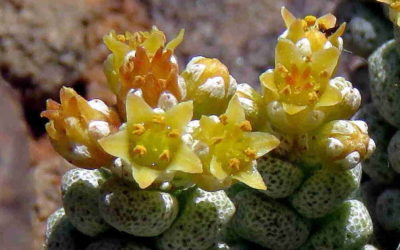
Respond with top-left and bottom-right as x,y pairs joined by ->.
244,148 -> 257,159
212,136 -> 224,145
159,150 -> 170,162
152,115 -> 165,124
133,145 -> 147,156
304,15 -> 317,26
219,114 -> 228,125
132,124 -> 145,136
167,129 -> 180,138
239,120 -> 252,132
116,34 -> 126,42
228,158 -> 241,171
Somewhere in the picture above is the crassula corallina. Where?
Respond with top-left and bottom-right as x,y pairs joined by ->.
42,7 -> 376,250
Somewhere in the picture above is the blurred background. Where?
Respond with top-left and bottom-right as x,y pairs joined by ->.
0,0 -> 389,249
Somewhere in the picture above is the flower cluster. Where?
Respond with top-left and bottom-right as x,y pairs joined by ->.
42,26 -> 279,191
42,9 -> 374,192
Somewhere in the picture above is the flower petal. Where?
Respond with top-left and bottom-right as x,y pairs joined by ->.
142,27 -> 166,55
168,144 -> 203,174
281,7 -> 296,28
232,166 -> 266,190
317,13 -> 336,29
316,84 -> 342,107
275,38 -> 303,68
126,92 -> 154,125
166,29 -> 185,51
246,132 -> 280,158
210,156 -> 228,180
224,95 -> 246,124
165,101 -> 193,131
260,70 -> 279,100
132,166 -> 161,189
98,129 -> 130,162
311,47 -> 340,77
282,102 -> 307,115
328,23 -> 346,44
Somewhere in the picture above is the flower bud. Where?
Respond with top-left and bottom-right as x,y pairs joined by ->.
181,56 -> 237,118
41,87 -> 121,168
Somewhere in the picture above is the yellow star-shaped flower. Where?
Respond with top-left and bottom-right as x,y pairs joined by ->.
98,93 -> 202,189
192,96 -> 280,191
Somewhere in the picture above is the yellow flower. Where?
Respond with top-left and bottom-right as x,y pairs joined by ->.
103,27 -> 185,114
181,56 -> 237,119
260,38 -> 342,134
377,0 -> 400,25
280,7 -> 346,55
190,96 -> 280,191
98,93 -> 202,189
41,87 -> 121,168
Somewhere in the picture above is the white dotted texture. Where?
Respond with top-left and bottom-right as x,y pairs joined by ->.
231,190 -> 310,250
99,179 -> 178,237
300,200 -> 372,250
291,167 -> 360,218
61,168 -> 110,236
157,188 -> 235,250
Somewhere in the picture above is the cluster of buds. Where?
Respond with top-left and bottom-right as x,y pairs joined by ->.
42,26 -> 279,192
42,9 -> 374,192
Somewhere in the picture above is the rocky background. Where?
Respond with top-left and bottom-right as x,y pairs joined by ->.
0,0 -> 379,249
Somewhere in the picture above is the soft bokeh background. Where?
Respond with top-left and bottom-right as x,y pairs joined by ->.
0,0 -> 373,249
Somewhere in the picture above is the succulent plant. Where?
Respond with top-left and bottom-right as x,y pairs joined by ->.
41,7 -> 377,250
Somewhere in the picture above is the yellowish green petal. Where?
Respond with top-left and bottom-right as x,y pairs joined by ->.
246,132 -> 280,158
328,23 -> 346,46
285,20 -> 306,42
168,144 -> 203,174
141,28 -> 166,55
126,93 -> 154,125
232,167 -> 266,190
224,95 -> 246,124
166,29 -> 185,51
317,13 -> 336,29
132,166 -> 161,189
281,7 -> 296,28
98,130 -> 130,162
310,47 -> 340,76
210,156 -> 228,180
165,101 -> 193,131
275,38 -> 303,68
315,85 -> 342,107
260,70 -> 279,100
282,102 -> 307,115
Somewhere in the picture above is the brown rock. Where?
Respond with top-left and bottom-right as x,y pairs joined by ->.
147,0 -> 342,86
0,77 -> 33,250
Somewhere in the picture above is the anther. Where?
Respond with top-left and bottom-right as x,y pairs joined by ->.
159,150 -> 171,162
304,15 -> 317,26
244,148 -> 257,159
133,145 -> 147,156
132,124 -> 145,136
219,114 -> 228,125
152,115 -> 165,124
239,120 -> 252,132
167,129 -> 180,138
116,34 -> 126,42
228,158 -> 241,171
212,136 -> 224,145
